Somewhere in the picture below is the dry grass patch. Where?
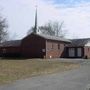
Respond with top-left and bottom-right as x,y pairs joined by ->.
0,59 -> 80,85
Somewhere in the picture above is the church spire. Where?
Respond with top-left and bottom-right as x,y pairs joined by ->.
34,6 -> 37,34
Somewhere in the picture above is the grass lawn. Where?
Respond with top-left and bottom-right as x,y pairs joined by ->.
0,59 -> 80,85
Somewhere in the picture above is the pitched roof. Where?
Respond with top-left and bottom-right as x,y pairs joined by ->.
0,33 -> 71,47
68,38 -> 90,47
34,33 -> 71,43
0,40 -> 21,47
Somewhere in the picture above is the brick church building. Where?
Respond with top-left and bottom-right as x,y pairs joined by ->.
0,8 -> 90,59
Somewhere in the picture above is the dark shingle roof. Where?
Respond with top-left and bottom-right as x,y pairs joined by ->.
0,33 -> 71,47
0,40 -> 21,47
34,33 -> 71,43
68,38 -> 90,47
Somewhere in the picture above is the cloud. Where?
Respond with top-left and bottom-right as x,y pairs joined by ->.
0,0 -> 90,39
59,2 -> 90,38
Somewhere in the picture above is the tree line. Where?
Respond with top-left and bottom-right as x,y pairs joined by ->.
0,15 -> 8,43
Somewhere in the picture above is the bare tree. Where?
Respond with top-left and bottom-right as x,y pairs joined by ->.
0,16 -> 8,43
39,22 -> 55,36
39,21 -> 66,37
27,21 -> 67,38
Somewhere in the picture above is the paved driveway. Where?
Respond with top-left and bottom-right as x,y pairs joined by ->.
0,60 -> 90,90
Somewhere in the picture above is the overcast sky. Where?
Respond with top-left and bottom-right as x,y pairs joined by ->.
0,0 -> 90,39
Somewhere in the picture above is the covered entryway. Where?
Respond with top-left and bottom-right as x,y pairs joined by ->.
67,47 -> 83,58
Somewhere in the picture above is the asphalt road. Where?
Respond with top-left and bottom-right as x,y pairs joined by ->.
0,60 -> 90,90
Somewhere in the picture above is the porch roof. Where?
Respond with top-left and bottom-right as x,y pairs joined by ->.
68,38 -> 90,47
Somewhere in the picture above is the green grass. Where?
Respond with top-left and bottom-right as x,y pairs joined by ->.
0,59 -> 80,85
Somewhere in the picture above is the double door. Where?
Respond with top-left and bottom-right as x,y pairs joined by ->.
69,48 -> 82,57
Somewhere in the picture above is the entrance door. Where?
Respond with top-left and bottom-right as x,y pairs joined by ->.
69,48 -> 75,57
77,48 -> 82,57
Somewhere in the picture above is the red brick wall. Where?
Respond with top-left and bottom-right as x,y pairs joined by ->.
46,40 -> 65,58
22,34 -> 67,59
84,46 -> 90,59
